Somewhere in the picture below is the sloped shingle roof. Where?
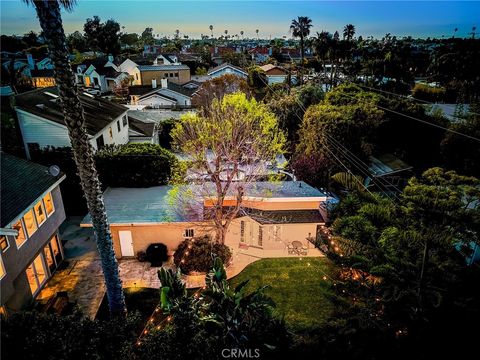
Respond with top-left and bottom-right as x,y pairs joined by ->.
15,87 -> 128,136
1,153 -> 65,227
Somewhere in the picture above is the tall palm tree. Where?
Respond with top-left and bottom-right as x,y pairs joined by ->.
240,30 -> 244,40
290,16 -> 313,83
25,0 -> 126,316
209,24 -> 213,38
452,27 -> 458,39
256,29 -> 259,40
343,24 -> 356,41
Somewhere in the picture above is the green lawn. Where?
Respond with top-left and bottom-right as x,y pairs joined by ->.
229,257 -> 339,332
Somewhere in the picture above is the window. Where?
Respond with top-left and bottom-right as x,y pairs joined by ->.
0,255 -> 5,280
175,72 -> 179,77
109,127 -> 113,139
122,115 -> 128,127
43,192 -> 55,216
184,229 -> 194,238
117,120 -> 121,132
135,73 -> 139,80
0,236 -> 9,252
26,253 -> 47,296
240,221 -> 245,242
43,235 -> 62,273
258,226 -> 263,247
34,200 -> 46,226
164,73 -> 168,78
96,134 -> 105,149
13,220 -> 26,247
23,209 -> 38,238
169,73 -> 174,77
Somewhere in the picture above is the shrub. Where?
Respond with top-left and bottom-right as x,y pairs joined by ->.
173,236 -> 232,274
95,143 -> 178,187
412,83 -> 446,102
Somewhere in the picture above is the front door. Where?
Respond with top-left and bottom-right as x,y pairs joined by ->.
119,231 -> 134,257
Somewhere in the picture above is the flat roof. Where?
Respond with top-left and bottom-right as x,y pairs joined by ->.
81,181 -> 327,226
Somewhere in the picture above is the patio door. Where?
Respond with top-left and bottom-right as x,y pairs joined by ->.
119,231 -> 134,257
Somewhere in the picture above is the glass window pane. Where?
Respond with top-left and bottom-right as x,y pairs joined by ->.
43,192 -> 55,216
34,200 -> 46,226
23,210 -> 38,237
33,254 -> 46,285
50,236 -> 62,264
44,244 -> 55,272
0,236 -> 9,252
26,264 -> 38,294
0,255 -> 5,279
13,220 -> 26,247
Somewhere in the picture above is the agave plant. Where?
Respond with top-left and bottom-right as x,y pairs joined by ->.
158,267 -> 186,311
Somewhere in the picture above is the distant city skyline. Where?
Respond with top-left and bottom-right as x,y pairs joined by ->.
1,1 -> 479,39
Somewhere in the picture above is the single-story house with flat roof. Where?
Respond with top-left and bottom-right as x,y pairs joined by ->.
80,181 -> 329,258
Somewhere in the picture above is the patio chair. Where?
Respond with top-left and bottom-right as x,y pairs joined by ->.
287,243 -> 295,254
301,246 -> 308,256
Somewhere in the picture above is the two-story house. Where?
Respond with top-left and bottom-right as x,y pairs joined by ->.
0,153 -> 66,314
14,87 -> 130,159
75,58 -> 130,94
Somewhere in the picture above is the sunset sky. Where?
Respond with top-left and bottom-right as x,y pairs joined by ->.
1,0 -> 479,39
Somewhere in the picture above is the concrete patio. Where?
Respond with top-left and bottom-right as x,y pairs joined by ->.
37,217 -> 324,318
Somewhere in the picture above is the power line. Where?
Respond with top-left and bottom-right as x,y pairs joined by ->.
356,83 -> 480,118
337,85 -> 480,143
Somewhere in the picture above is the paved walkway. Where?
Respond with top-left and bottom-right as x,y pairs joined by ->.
37,217 -> 324,318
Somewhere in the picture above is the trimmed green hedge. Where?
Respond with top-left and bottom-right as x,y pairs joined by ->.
95,143 -> 178,187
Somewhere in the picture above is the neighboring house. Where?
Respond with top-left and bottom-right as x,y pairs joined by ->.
248,47 -> 271,63
128,115 -> 158,144
75,59 -> 130,93
81,181 -> 329,258
118,58 -> 138,77
132,64 -> 191,86
1,59 -> 31,78
259,64 -> 289,84
0,153 -> 66,314
30,69 -> 56,88
129,79 -> 196,108
207,63 -> 248,79
175,151 -> 288,182
14,87 -> 130,158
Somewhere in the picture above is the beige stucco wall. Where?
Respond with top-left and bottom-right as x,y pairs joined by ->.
110,222 -> 211,258
110,216 -> 322,258
139,69 -> 190,85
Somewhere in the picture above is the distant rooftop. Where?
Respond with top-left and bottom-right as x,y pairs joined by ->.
137,64 -> 190,71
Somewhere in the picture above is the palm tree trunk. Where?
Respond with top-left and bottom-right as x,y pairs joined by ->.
33,0 -> 126,316
300,35 -> 304,85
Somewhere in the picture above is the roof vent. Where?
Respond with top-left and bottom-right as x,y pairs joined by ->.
36,103 -> 45,109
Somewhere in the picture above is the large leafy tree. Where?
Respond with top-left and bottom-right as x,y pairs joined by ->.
171,92 -> 285,244
26,0 -> 126,315
83,16 -> 121,55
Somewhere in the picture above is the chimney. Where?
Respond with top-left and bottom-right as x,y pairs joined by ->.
161,78 -> 168,88
152,79 -> 157,89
